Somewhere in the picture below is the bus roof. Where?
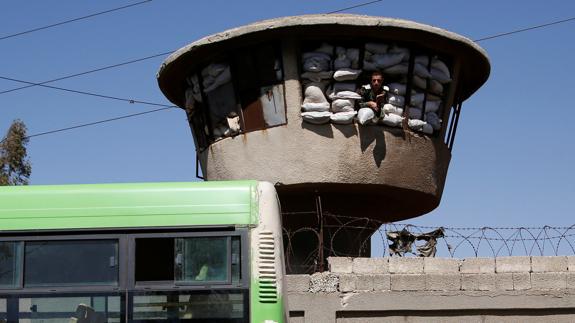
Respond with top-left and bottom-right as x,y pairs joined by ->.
0,181 -> 259,232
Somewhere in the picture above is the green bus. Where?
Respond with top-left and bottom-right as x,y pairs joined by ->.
0,180 -> 286,323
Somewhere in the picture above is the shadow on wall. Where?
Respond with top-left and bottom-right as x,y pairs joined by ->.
301,122 -> 334,139
358,126 -> 388,167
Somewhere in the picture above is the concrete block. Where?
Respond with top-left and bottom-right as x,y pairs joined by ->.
391,274 -> 425,291
461,274 -> 496,291
531,272 -> 567,290
567,256 -> 575,271
531,256 -> 568,272
338,274 -> 357,292
389,257 -> 424,274
286,275 -> 310,292
353,257 -> 389,274
496,256 -> 531,273
495,273 -> 514,291
425,273 -> 461,291
328,257 -> 353,273
513,272 -> 531,290
567,273 -> 575,289
372,274 -> 391,291
424,258 -> 460,273
460,258 -> 495,273
355,274 -> 374,291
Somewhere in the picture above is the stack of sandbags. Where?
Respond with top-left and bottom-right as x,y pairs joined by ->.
201,63 -> 238,138
201,63 -> 231,93
301,43 -> 334,82
301,81 -> 332,124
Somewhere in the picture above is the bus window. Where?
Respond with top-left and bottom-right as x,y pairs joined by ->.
135,238 -> 175,282
17,295 -> 121,323
175,237 -> 229,283
0,241 -> 21,288
24,240 -> 118,287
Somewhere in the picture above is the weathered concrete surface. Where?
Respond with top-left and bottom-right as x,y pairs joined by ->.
288,257 -> 575,322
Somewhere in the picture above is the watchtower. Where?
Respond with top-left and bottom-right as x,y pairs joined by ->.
157,15 -> 490,272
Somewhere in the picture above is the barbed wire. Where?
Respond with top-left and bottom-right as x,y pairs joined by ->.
282,210 -> 575,274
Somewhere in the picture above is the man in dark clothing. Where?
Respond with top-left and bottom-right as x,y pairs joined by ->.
358,71 -> 387,117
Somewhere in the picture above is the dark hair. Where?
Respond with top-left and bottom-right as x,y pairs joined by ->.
371,70 -> 383,78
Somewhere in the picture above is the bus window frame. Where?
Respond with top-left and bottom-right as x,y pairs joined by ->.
0,228 -> 249,295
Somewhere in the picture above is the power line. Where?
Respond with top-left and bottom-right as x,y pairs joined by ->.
327,0 -> 383,14
0,0 -> 153,41
0,51 -> 173,95
473,16 -> 575,42
0,75 -> 174,108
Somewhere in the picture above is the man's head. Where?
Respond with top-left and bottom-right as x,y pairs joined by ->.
370,71 -> 384,92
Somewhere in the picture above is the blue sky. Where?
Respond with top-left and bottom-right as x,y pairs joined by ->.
1,0 -> 574,232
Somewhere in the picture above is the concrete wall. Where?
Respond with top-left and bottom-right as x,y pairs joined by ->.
286,256 -> 575,322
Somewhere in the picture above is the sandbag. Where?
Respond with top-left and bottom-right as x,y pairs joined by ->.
411,93 -> 425,107
331,99 -> 355,113
383,103 -> 403,116
302,52 -> 331,61
186,74 -> 202,102
412,75 -> 427,89
388,45 -> 409,57
408,119 -> 434,134
362,60 -> 378,71
431,67 -> 452,84
365,42 -> 388,54
372,53 -> 405,69
347,48 -> 360,68
429,79 -> 444,95
423,100 -> 440,113
387,94 -> 405,107
329,90 -> 361,100
357,108 -> 376,125
414,63 -> 432,78
303,83 -> 329,104
330,111 -> 357,124
333,68 -> 361,81
203,65 -> 231,92
415,55 -> 430,66
302,102 -> 330,112
380,113 -> 404,127
425,112 -> 441,130
334,56 -> 351,70
427,93 -> 442,101
431,58 -> 450,78
315,43 -> 334,56
303,55 -> 330,72
384,63 -> 409,75
388,83 -> 407,95
301,71 -> 333,82
333,82 -> 356,93
301,111 -> 332,124
409,107 -> 423,120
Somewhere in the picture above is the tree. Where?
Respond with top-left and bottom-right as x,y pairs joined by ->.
0,120 -> 31,185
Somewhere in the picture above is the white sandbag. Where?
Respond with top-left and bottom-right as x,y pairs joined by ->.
301,71 -> 333,82
408,107 -> 423,120
333,68 -> 361,81
365,42 -> 388,54
431,58 -> 450,78
414,63 -> 432,78
425,112 -> 441,130
333,82 -> 357,93
302,102 -> 330,112
388,45 -> 409,57
347,48 -> 360,68
423,100 -> 440,113
331,99 -> 355,113
380,113 -> 404,127
315,43 -> 334,56
408,119 -> 434,134
387,94 -> 405,107
429,79 -> 444,95
301,111 -> 332,124
415,55 -> 430,66
329,90 -> 361,100
357,108 -> 376,125
388,83 -> 407,96
431,67 -> 452,84
384,63 -> 409,75
411,93 -> 425,107
383,103 -> 403,116
330,111 -> 357,124
303,83 -> 329,104
372,53 -> 405,69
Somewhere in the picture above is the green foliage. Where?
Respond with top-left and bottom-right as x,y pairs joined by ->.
0,120 -> 31,185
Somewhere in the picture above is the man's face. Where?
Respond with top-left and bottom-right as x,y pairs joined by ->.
371,74 -> 383,91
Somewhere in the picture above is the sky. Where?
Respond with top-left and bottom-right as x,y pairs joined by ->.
1,0 -> 575,236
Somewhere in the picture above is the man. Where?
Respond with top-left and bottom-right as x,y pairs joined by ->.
358,71 -> 387,117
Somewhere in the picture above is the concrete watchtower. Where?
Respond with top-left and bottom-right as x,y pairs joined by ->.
157,15 -> 490,272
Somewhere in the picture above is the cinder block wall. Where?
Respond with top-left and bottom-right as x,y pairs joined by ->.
286,256 -> 575,322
